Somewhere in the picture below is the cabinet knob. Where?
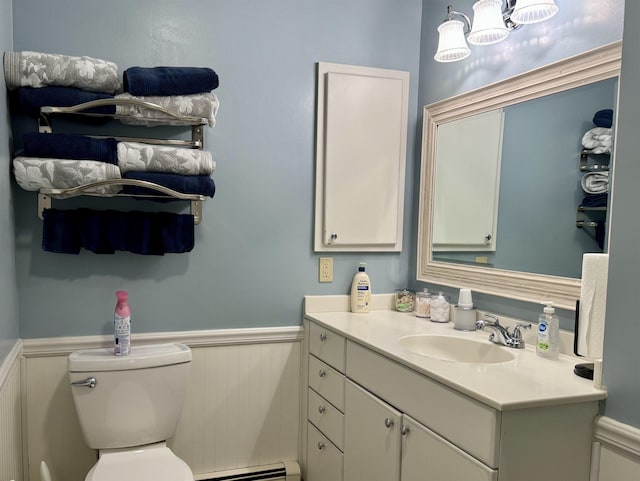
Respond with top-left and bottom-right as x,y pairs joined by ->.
318,405 -> 326,414
319,333 -> 327,342
384,418 -> 394,428
401,425 -> 410,436
317,442 -> 325,450
318,369 -> 326,378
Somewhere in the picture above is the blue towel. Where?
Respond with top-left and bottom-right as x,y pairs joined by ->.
42,208 -> 195,255
13,86 -> 116,117
122,172 -> 216,198
593,109 -> 613,128
23,133 -> 118,164
582,193 -> 608,208
123,66 -> 219,96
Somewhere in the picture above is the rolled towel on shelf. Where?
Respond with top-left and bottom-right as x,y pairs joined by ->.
581,171 -> 609,195
117,142 -> 215,175
581,193 -> 608,208
121,171 -> 215,198
23,133 -> 118,164
13,156 -> 121,194
13,86 -> 116,118
114,92 -> 219,127
593,109 -> 613,128
123,66 -> 219,96
3,51 -> 121,94
42,208 -> 195,255
581,127 -> 612,154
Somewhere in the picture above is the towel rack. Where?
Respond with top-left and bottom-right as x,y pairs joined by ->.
576,205 -> 606,228
38,179 -> 205,224
39,98 -> 207,148
580,149 -> 610,172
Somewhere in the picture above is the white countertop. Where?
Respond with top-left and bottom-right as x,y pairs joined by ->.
305,304 -> 607,411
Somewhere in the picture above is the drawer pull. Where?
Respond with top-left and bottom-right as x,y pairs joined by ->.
318,405 -> 326,414
319,333 -> 327,342
401,425 -> 410,436
317,442 -> 326,450
384,418 -> 394,428
318,369 -> 326,378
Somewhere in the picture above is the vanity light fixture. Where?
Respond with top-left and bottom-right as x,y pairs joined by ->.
434,0 -> 559,63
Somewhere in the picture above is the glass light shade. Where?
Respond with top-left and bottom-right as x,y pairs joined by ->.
467,0 -> 509,46
434,20 -> 471,63
511,0 -> 559,24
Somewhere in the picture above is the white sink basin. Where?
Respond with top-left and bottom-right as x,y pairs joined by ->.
398,335 -> 516,364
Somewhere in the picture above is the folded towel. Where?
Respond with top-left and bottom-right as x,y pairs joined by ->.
23,133 -> 118,164
13,156 -> 121,194
582,127 -> 612,154
582,193 -> 609,208
117,142 -> 215,175
4,51 -> 120,94
593,109 -> 613,128
114,92 -> 219,127
123,66 -> 219,96
42,208 -> 194,255
581,171 -> 609,194
13,86 -> 116,117
121,171 -> 215,198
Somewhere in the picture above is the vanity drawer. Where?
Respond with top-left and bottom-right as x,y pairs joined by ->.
346,341 -> 500,468
309,321 -> 346,373
308,388 -> 345,451
307,422 -> 343,481
309,355 -> 345,411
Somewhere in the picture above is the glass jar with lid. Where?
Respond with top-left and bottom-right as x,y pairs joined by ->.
415,288 -> 431,319
430,291 -> 451,323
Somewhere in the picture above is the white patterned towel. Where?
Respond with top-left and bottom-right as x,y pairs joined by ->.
581,171 -> 609,194
117,142 -> 216,175
13,157 -> 122,194
582,127 -> 612,154
114,92 -> 219,127
3,51 -> 121,94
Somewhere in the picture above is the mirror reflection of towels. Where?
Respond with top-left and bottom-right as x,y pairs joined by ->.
581,171 -> 609,194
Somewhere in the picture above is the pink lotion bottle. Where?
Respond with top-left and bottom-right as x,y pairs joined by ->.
114,290 -> 131,356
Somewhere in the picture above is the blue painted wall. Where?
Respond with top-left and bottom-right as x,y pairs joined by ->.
0,0 -> 18,364
11,0 -> 423,338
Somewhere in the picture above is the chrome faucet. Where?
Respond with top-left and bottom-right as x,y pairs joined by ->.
475,314 -> 532,349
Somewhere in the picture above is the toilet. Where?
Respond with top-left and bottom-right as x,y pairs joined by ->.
68,342 -> 193,481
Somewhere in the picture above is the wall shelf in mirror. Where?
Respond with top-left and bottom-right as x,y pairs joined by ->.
417,42 -> 621,310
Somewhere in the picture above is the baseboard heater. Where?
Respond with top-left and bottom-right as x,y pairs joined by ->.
196,461 -> 301,481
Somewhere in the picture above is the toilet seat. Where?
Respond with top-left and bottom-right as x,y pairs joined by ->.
86,443 -> 192,481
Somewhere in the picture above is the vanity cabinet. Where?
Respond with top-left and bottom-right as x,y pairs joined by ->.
304,319 -> 599,481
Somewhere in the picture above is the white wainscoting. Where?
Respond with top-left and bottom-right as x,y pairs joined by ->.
592,416 -> 640,481
0,340 -> 23,481
22,327 -> 302,481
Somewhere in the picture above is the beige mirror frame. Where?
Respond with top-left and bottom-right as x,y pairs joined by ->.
417,42 -> 621,310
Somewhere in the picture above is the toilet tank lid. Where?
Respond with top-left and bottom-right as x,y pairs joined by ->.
68,342 -> 192,372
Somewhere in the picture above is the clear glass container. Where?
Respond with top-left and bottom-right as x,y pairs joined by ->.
395,288 -> 416,312
430,291 -> 451,323
415,288 -> 431,319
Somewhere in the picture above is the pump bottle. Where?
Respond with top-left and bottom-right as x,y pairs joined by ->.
537,300 -> 559,359
114,290 -> 131,356
350,262 -> 371,313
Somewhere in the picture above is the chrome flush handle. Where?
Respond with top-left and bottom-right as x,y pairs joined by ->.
71,377 -> 97,388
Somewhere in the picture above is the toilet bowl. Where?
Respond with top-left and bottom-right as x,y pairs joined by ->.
68,343 -> 193,481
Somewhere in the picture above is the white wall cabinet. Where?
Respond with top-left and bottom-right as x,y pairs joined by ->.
314,62 -> 409,252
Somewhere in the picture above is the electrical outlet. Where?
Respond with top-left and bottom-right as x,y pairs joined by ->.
319,257 -> 333,282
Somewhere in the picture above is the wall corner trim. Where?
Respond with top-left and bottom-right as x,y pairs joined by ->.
594,415 -> 640,458
22,326 -> 304,358
0,339 -> 23,390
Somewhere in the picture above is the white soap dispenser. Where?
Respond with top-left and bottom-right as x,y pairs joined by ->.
537,300 -> 559,359
350,262 -> 371,313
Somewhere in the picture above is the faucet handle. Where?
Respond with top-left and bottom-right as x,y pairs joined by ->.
512,322 -> 532,340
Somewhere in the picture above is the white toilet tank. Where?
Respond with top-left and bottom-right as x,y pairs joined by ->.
68,342 -> 192,450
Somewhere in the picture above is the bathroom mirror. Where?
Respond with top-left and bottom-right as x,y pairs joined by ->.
417,42 -> 621,310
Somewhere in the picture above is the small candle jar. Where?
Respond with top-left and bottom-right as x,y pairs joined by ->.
395,288 -> 416,312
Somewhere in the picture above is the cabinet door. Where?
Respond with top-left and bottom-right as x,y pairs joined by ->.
344,380 -> 402,481
400,415 -> 497,481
